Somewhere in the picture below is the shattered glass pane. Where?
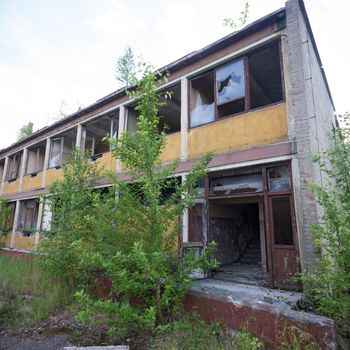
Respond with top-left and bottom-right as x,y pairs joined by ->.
268,166 -> 290,192
209,173 -> 263,195
216,59 -> 245,106
190,71 -> 215,127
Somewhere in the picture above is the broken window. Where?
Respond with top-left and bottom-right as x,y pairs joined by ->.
271,196 -> 294,245
6,153 -> 22,182
158,83 -> 181,133
209,173 -> 263,196
216,58 -> 245,118
18,199 -> 39,236
49,129 -> 77,168
26,143 -> 45,175
268,166 -> 290,192
189,41 -> 283,127
84,114 -> 116,159
49,138 -> 63,168
190,71 -> 215,127
248,43 -> 283,109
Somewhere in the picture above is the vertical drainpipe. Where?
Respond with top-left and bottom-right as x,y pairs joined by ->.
10,200 -> 20,249
0,156 -> 9,196
116,106 -> 126,173
18,148 -> 28,193
181,77 -> 189,244
42,138 -> 51,189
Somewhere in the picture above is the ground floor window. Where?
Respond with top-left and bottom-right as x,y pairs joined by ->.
18,199 -> 39,236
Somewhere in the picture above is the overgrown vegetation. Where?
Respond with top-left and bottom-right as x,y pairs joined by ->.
115,46 -> 136,87
0,254 -> 71,330
223,1 -> 250,30
299,112 -> 350,344
0,198 -> 11,236
37,66 -> 217,342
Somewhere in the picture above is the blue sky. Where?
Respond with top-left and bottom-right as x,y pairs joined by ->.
0,0 -> 348,148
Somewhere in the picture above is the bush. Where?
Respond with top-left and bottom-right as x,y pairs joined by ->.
299,113 -> 350,341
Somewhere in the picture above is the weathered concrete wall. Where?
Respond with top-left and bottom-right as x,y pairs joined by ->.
284,0 -> 335,267
184,283 -> 336,349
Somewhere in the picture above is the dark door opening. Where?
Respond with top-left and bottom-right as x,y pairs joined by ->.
208,198 -> 268,285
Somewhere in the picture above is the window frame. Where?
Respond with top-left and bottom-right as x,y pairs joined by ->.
48,137 -> 64,169
18,199 -> 39,235
6,153 -> 22,182
188,39 -> 285,129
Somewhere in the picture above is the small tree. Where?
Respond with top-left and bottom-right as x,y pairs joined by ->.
299,112 -> 350,338
17,122 -> 33,140
39,66 -> 216,340
115,46 -> 136,87
0,198 -> 11,235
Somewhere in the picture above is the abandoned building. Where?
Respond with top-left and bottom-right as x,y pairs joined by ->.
0,0 -> 338,346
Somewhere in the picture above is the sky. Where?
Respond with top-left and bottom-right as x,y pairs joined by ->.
0,0 -> 349,149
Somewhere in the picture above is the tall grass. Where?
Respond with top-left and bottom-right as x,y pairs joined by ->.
0,254 -> 72,328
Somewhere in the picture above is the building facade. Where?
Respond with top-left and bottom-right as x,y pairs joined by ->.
0,0 -> 336,289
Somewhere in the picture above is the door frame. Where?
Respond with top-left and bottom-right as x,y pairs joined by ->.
188,160 -> 300,288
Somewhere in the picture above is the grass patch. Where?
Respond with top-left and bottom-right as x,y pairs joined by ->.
0,254 -> 72,330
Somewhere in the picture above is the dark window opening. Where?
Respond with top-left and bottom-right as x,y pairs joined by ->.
0,159 -> 5,182
249,43 -> 283,109
190,71 -> 215,127
160,177 -> 181,204
158,84 -> 181,134
18,199 -> 39,236
26,142 -> 46,175
189,203 -> 204,243
272,196 -> 294,245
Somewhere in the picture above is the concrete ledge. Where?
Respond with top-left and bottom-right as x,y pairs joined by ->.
184,279 -> 336,349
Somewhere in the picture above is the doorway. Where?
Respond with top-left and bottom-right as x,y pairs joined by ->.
208,197 -> 268,286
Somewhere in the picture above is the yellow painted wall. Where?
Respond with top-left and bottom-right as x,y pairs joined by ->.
45,168 -> 64,187
188,104 -> 288,159
0,232 -> 13,248
95,152 -> 116,172
160,132 -> 181,163
13,232 -> 36,251
2,179 -> 19,195
22,173 -> 43,192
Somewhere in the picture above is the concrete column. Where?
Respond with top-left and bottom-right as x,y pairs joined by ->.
76,124 -> 83,149
41,138 -> 51,188
0,156 -> 9,195
180,77 -> 189,161
18,148 -> 28,192
10,200 -> 20,248
34,200 -> 44,248
116,106 -> 126,173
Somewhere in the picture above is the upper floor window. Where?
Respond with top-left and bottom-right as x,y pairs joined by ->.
0,159 -> 5,182
84,113 -> 119,159
48,129 -> 77,169
190,41 -> 283,127
26,143 -> 45,175
6,153 -> 22,182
